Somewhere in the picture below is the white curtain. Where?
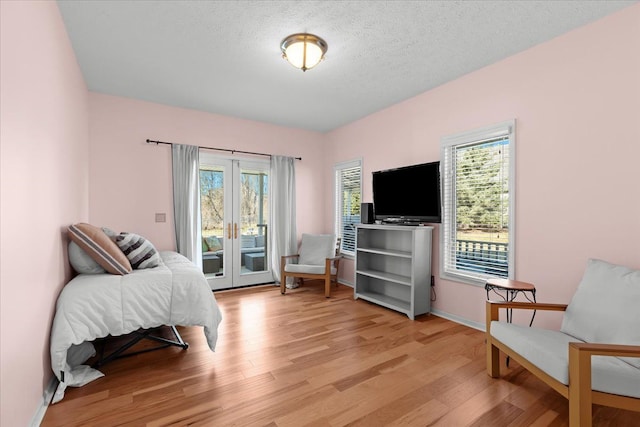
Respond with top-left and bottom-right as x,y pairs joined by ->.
270,156 -> 297,283
172,144 -> 202,266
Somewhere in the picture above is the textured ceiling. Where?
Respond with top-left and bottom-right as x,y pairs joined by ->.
57,1 -> 636,132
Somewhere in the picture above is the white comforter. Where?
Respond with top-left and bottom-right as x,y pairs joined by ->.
50,251 -> 222,403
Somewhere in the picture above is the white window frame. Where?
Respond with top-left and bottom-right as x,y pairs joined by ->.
440,120 -> 516,286
334,158 -> 362,258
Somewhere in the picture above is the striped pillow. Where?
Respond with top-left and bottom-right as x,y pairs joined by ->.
114,232 -> 160,269
68,223 -> 132,275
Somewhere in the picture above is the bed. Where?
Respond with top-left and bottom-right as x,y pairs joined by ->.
50,251 -> 222,403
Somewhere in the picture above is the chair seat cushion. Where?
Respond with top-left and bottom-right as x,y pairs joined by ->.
491,321 -> 640,398
284,264 -> 337,275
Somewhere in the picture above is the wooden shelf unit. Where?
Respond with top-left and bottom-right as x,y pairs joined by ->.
354,224 -> 433,320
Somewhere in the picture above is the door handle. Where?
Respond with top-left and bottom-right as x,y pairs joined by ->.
234,223 -> 238,239
227,223 -> 232,240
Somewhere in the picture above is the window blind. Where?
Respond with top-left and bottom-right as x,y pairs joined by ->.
334,160 -> 361,255
441,121 -> 514,283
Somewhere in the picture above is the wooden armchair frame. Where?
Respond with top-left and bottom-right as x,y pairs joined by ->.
486,301 -> 640,427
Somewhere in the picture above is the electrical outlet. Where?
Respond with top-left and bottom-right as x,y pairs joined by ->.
155,213 -> 166,223
431,275 -> 435,287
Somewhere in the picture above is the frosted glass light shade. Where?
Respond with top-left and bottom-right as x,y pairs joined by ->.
281,33 -> 327,72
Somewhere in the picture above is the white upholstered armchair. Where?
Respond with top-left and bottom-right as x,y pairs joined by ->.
280,234 -> 342,298
486,259 -> 640,426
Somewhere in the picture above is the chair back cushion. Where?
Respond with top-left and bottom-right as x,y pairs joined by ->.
560,258 -> 640,368
299,234 -> 336,265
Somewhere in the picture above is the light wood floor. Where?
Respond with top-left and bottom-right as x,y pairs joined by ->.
41,282 -> 638,426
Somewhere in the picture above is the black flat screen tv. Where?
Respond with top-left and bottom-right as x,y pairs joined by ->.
372,161 -> 441,224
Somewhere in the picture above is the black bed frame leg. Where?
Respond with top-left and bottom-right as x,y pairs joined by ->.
170,325 -> 189,349
93,325 -> 189,368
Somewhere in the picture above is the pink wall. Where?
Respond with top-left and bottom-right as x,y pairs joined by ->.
326,4 -> 640,328
0,2 -> 89,426
88,93 -> 326,249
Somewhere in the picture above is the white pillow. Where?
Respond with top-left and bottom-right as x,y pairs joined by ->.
68,241 -> 106,274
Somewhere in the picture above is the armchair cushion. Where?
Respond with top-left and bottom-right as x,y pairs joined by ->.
561,259 -> 640,369
491,321 -> 640,398
298,234 -> 336,265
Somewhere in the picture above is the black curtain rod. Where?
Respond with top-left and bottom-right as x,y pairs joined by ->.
146,139 -> 302,161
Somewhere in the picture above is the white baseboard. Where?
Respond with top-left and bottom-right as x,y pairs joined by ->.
430,308 -> 485,332
30,376 -> 58,427
338,279 -> 353,288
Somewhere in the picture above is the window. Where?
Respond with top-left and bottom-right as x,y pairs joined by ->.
334,159 -> 362,256
441,120 -> 515,285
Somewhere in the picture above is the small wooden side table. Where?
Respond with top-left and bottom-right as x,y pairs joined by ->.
485,278 -> 537,325
485,278 -> 537,367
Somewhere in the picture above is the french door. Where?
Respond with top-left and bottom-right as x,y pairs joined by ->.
199,153 -> 272,290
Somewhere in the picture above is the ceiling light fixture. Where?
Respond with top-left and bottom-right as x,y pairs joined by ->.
280,33 -> 328,72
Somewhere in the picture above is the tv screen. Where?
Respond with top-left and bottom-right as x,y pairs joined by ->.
372,161 -> 441,224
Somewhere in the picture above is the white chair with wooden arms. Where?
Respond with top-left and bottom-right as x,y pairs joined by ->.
486,259 -> 640,427
280,234 -> 342,298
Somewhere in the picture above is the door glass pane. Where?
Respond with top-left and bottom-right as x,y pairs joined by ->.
200,166 -> 225,277
239,168 -> 268,275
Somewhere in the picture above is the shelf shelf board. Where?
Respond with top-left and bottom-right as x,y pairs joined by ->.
355,290 -> 411,314
356,269 -> 412,286
356,247 -> 412,258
